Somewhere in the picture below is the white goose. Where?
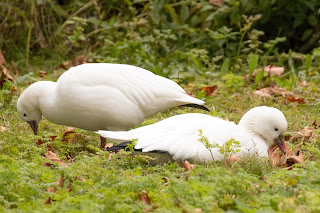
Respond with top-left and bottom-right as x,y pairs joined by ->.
17,63 -> 207,147
97,106 -> 288,162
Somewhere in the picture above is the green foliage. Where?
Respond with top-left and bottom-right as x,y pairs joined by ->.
1,0 -> 319,80
1,75 -> 320,211
198,129 -> 215,161
212,138 -> 241,158
198,130 -> 241,159
221,73 -> 244,92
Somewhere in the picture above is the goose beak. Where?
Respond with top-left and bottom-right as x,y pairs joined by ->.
27,120 -> 38,135
274,134 -> 286,154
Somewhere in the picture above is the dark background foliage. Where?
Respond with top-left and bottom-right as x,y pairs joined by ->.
1,0 -> 319,69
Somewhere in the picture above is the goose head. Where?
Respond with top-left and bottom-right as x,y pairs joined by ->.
17,82 -> 44,135
238,106 -> 288,154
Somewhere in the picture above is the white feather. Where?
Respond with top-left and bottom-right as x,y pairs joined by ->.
17,63 -> 205,131
97,107 -> 288,162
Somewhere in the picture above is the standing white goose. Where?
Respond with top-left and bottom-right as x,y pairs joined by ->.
97,106 -> 288,162
17,63 -> 207,147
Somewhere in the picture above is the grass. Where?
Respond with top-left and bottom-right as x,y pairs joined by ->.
0,67 -> 320,212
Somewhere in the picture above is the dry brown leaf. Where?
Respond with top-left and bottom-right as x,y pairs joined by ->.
67,155 -> 75,164
45,197 -> 52,205
287,149 -> 304,164
290,124 -> 319,143
56,175 -> 64,188
162,177 -> 171,186
0,49 -> 7,66
268,143 -> 305,168
295,126 -> 316,139
183,161 -> 196,171
287,96 -> 306,104
137,190 -> 151,205
254,86 -> 294,98
57,61 -> 69,70
66,182 -> 72,192
104,143 -> 113,149
74,176 -> 85,181
194,208 -> 203,213
312,120 -> 320,129
254,86 -> 305,104
298,81 -> 307,87
72,55 -> 87,66
108,153 -> 113,160
209,0 -> 224,7
184,83 -> 196,97
36,135 -> 57,145
62,127 -> 76,143
42,151 -> 68,167
264,65 -> 285,76
0,66 -> 15,88
39,70 -> 47,78
0,126 -> 7,132
201,85 -> 218,96
47,187 -> 55,193
225,154 -> 242,165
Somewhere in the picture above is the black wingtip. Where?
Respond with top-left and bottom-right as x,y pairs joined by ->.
181,104 -> 210,112
106,141 -> 169,154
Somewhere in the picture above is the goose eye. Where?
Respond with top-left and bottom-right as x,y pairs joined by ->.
24,113 -> 27,117
274,128 -> 278,131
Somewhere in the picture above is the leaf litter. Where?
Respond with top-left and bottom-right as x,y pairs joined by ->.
254,86 -> 306,104
42,151 -> 68,167
267,121 -> 319,169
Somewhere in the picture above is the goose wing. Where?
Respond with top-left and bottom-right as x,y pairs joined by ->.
98,113 -> 253,162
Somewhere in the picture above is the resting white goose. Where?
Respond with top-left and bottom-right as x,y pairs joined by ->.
97,106 -> 288,162
17,63 -> 207,147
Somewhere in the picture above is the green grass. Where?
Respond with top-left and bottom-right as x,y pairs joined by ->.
0,69 -> 320,212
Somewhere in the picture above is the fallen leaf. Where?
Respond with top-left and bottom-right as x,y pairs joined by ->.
312,120 -> 320,129
72,55 -> 87,66
56,175 -> 64,188
290,126 -> 318,143
225,154 -> 242,165
45,197 -> 52,205
184,83 -> 196,97
245,65 -> 284,83
74,176 -> 85,181
62,127 -> 76,143
66,182 -> 72,192
162,177 -> 170,186
108,153 -> 113,160
0,49 -> 7,66
137,190 -> 151,205
264,65 -> 285,76
57,61 -> 69,70
287,149 -> 304,164
104,143 -> 113,149
0,126 -> 7,132
42,151 -> 68,167
201,85 -> 218,96
0,66 -> 15,88
39,70 -> 47,78
254,86 -> 294,98
47,187 -> 55,193
209,0 -> 224,7
183,161 -> 196,171
287,96 -> 306,104
67,155 -> 75,164
36,135 -> 57,145
268,143 -> 305,168
50,136 -> 58,141
298,81 -> 307,87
